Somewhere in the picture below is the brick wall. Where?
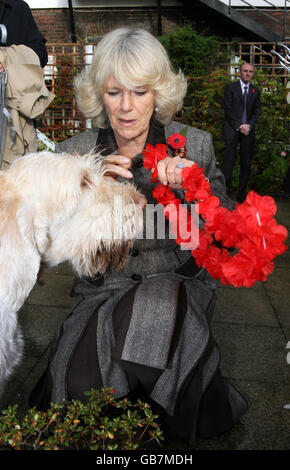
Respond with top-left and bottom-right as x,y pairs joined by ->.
32,7 -> 289,44
33,9 -> 71,43
32,7 -> 184,43
236,9 -> 289,39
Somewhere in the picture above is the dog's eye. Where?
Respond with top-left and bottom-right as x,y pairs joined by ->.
81,174 -> 92,188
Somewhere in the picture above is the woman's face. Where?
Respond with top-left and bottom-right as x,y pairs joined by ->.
103,76 -> 155,145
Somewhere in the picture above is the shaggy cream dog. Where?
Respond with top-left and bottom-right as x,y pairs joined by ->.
0,151 -> 144,396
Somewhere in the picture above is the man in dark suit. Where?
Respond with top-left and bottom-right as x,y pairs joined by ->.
221,63 -> 261,202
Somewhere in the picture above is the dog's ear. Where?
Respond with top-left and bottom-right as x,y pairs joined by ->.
0,171 -> 49,256
0,172 -> 41,251
0,173 -> 20,240
18,203 -> 50,255
16,204 -> 49,255
0,173 -> 42,310
32,209 -> 50,255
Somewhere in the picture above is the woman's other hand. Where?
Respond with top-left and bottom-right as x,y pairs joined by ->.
156,156 -> 194,189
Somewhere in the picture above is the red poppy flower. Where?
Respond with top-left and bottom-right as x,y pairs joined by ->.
204,205 -> 224,225
210,208 -> 241,247
252,219 -> 288,259
197,195 -> 220,218
168,133 -> 186,149
181,164 -> 210,201
236,191 -> 277,226
222,250 -> 274,287
142,143 -> 168,181
174,206 -> 198,249
221,251 -> 255,287
203,246 -> 231,284
163,198 -> 181,220
192,230 -> 213,265
153,184 -> 176,206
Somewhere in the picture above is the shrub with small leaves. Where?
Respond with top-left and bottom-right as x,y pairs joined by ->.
158,24 -> 228,79
0,388 -> 164,450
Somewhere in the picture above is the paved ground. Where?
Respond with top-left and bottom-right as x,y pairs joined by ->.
0,197 -> 289,451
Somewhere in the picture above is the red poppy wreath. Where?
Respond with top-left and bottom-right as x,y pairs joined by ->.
142,133 -> 288,288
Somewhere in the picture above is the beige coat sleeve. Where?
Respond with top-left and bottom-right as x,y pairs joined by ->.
0,45 -> 55,169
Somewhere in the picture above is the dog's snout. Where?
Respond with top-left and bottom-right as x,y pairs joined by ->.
133,193 -> 147,210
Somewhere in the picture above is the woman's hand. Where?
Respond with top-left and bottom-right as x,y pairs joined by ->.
156,156 -> 194,189
103,154 -> 147,209
103,154 -> 133,180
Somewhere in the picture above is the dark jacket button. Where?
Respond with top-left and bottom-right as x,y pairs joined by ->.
131,273 -> 142,281
130,247 -> 139,257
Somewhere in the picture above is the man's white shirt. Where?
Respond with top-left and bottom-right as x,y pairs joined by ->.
240,79 -> 249,94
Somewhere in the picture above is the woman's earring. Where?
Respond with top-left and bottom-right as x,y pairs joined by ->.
155,106 -> 159,112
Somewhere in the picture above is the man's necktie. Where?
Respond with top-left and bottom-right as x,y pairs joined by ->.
242,85 -> 248,124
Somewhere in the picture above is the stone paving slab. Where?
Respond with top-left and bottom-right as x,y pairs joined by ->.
215,287 -> 279,326
19,304 -> 72,358
0,303 -> 72,410
26,272 -> 75,308
212,322 -> 289,384
188,380 -> 289,450
0,265 -> 75,410
0,348 -> 52,413
263,266 -> 290,332
274,243 -> 290,268
44,262 -> 75,276
264,266 -> 290,295
263,291 -> 290,331
216,280 -> 265,290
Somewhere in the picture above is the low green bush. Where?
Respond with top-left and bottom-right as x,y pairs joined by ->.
158,24 -> 227,79
0,388 -> 164,450
248,69 -> 289,193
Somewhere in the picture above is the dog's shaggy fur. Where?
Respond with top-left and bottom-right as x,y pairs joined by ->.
0,151 -> 143,396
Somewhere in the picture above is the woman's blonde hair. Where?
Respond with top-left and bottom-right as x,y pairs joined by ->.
74,27 -> 187,128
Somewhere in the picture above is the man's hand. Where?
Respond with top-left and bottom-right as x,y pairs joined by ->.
239,124 -> 251,136
0,63 -> 4,73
